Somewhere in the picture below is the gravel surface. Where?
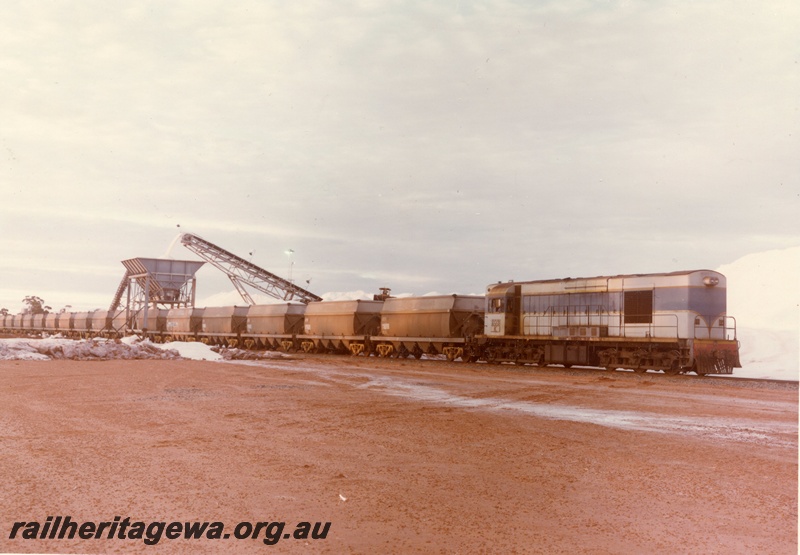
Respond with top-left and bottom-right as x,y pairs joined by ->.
1,356 -> 796,554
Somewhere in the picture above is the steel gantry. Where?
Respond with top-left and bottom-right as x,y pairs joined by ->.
178,233 -> 322,305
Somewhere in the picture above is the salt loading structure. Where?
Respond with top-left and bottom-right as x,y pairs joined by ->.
107,233 -> 321,335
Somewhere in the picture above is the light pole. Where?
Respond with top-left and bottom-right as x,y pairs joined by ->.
285,249 -> 294,283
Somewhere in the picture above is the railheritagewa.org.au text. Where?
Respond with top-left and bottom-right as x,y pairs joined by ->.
9,516 -> 331,546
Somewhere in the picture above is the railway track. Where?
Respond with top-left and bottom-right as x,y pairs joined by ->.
266,351 -> 798,390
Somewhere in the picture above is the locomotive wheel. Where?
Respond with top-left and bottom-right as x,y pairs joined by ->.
664,361 -> 680,375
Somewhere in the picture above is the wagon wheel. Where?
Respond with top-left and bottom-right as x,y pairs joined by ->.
633,367 -> 647,374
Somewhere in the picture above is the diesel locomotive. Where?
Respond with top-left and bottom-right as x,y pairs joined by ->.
479,269 -> 739,375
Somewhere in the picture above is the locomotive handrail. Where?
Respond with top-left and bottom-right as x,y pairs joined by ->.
636,312 -> 679,339
522,305 -> 616,336
693,315 -> 737,340
724,316 -> 737,340
521,310 -> 681,339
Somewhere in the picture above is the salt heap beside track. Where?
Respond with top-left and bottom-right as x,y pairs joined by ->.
0,337 -> 291,362
0,337 -> 182,361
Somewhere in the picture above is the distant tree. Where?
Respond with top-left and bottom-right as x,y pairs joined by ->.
0,308 -> 7,316
22,296 -> 51,314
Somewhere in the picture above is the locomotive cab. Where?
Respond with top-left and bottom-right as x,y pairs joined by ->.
485,283 -> 521,337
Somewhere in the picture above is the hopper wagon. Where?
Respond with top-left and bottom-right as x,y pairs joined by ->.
300,299 -> 383,355
199,306 -> 248,346
374,294 -> 485,360
242,303 -> 306,351
165,308 -> 205,342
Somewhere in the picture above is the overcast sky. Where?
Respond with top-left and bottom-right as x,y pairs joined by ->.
0,0 -> 797,312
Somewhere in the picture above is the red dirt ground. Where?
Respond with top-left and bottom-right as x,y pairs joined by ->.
0,356 -> 796,554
